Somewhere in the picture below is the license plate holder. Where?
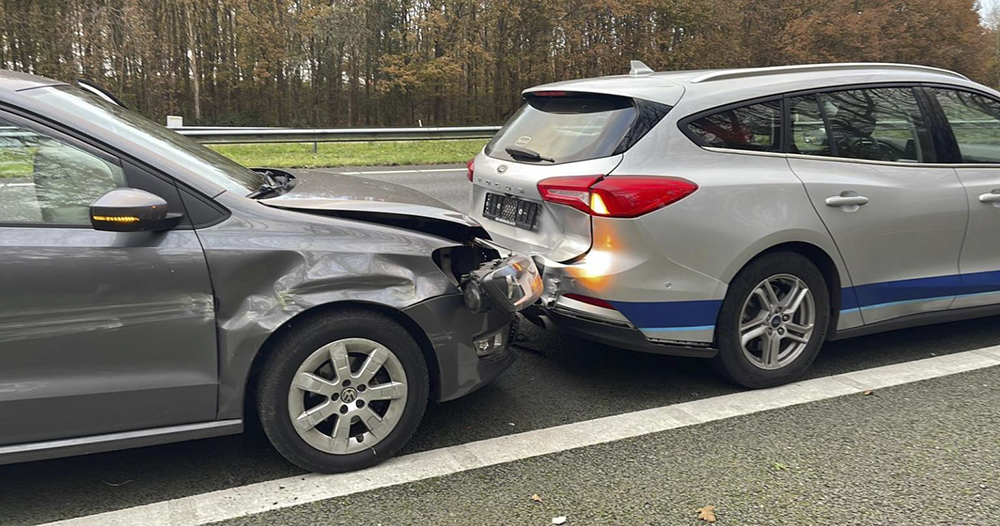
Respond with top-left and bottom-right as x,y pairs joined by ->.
483,193 -> 539,230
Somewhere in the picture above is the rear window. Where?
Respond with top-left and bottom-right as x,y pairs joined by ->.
485,93 -> 667,165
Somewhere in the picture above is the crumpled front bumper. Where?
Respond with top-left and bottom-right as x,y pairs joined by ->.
403,293 -> 517,402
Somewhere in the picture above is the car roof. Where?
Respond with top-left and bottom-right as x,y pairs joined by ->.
523,63 -> 994,109
0,69 -> 66,94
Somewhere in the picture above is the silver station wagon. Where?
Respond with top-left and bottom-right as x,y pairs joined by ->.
470,62 -> 1000,387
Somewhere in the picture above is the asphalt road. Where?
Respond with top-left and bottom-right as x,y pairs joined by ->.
2,166 -> 999,525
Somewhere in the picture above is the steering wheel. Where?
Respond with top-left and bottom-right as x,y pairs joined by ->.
840,135 -> 900,162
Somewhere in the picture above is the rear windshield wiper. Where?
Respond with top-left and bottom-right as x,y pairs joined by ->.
247,170 -> 296,199
505,146 -> 555,163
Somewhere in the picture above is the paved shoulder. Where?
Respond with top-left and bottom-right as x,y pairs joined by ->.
217,365 -> 1000,526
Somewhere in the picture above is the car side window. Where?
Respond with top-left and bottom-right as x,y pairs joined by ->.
788,95 -> 833,157
0,117 -> 125,225
818,87 -> 934,163
930,88 -> 1000,163
687,100 -> 782,152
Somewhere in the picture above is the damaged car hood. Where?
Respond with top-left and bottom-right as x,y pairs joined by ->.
260,170 -> 486,240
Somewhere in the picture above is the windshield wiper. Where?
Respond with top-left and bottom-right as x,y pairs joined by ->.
247,170 -> 296,199
505,146 -> 555,163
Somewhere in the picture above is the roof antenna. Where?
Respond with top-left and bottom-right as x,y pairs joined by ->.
629,60 -> 654,76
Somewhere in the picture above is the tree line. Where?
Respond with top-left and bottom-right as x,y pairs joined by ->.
0,0 -> 995,127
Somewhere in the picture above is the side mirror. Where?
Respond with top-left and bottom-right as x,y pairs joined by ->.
90,188 -> 182,232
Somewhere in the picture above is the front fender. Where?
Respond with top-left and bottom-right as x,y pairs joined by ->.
196,211 -> 462,420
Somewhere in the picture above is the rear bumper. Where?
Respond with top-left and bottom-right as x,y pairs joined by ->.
524,304 -> 717,358
403,294 -> 516,402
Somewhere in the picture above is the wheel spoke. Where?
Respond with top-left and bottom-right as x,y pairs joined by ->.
359,406 -> 389,438
762,280 -> 781,310
328,341 -> 353,383
329,414 -> 352,453
786,321 -> 813,336
780,279 -> 801,308
740,310 -> 768,332
752,287 -> 772,311
365,381 -> 406,401
762,333 -> 782,367
741,324 -> 768,346
786,332 -> 809,344
786,287 -> 810,316
291,372 -> 338,396
294,400 -> 337,432
356,347 -> 389,385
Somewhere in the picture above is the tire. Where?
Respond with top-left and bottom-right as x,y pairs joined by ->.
256,310 -> 429,473
713,252 -> 830,388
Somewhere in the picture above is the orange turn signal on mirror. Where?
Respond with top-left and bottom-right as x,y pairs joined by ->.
92,215 -> 140,223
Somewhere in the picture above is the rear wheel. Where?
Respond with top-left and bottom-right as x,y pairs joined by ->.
714,252 -> 830,388
256,310 -> 429,473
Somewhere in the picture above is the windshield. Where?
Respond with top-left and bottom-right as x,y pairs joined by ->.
485,93 -> 638,164
24,85 -> 264,194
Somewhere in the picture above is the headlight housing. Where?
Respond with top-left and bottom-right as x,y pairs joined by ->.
463,254 -> 543,313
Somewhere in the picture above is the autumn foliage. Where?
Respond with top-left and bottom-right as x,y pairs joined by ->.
0,0 -> 993,127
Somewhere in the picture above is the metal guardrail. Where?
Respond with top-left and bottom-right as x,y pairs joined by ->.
174,126 -> 502,145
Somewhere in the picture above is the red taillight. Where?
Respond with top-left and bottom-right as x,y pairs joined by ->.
537,175 -> 697,218
536,175 -> 604,214
564,293 -> 616,310
466,158 -> 475,182
590,176 -> 698,218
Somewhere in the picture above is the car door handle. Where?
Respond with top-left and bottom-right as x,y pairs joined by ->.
979,191 -> 1000,204
825,195 -> 869,208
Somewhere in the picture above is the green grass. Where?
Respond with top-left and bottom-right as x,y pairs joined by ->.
209,139 -> 487,168
0,148 -> 36,178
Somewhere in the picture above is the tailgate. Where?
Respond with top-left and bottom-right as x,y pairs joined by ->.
468,91 -> 670,262
470,154 -> 623,262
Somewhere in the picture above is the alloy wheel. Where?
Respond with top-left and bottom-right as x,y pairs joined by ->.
287,338 -> 408,455
738,273 -> 816,371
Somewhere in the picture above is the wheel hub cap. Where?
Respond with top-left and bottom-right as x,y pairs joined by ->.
286,338 -> 408,455
738,274 -> 816,371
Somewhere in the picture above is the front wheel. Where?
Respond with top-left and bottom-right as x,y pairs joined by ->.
256,310 -> 429,473
714,252 -> 830,388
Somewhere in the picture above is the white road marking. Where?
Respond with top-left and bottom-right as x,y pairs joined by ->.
1,182 -> 34,187
42,347 -> 1000,526
336,168 -> 465,175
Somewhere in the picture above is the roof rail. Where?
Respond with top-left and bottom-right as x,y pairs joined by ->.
689,63 -> 969,83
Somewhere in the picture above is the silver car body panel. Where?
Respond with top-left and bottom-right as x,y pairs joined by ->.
476,63 -> 1000,348
471,154 -> 623,262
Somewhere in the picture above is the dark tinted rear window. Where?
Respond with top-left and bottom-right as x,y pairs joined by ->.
485,94 -> 641,164
686,100 -> 783,152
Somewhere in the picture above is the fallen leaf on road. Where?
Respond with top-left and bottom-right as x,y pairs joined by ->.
531,494 -> 543,502
863,390 -> 874,396
697,505 -> 717,522
773,462 -> 788,471
552,516 -> 567,525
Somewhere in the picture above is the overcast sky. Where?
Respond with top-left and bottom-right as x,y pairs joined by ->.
983,0 -> 1000,17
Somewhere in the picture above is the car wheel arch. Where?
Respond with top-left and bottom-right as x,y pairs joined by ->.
240,300 -> 441,421
717,241 -> 843,343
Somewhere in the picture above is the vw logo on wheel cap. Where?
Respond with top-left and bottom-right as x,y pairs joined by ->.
341,388 -> 358,403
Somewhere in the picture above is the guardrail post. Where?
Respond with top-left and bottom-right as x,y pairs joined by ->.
312,141 -> 318,154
